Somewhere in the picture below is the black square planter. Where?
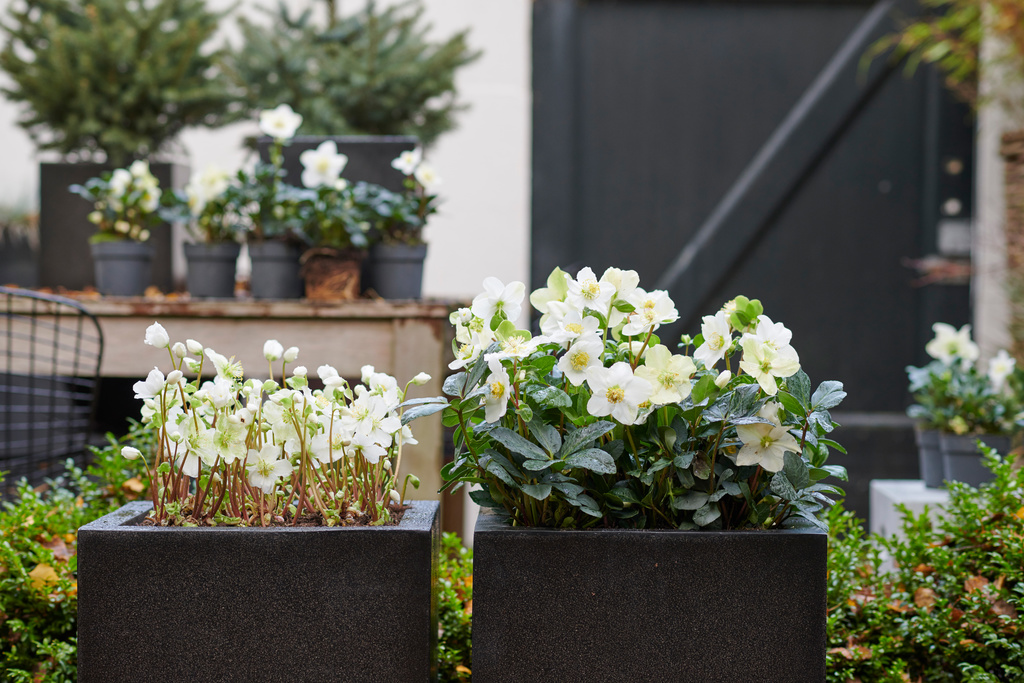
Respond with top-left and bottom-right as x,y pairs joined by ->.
257,135 -> 417,192
472,512 -> 826,682
78,500 -> 439,682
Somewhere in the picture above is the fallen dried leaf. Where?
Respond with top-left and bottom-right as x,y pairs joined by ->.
959,639 -> 977,647
829,647 -> 853,660
40,537 -> 73,562
122,477 -> 145,498
28,564 -> 58,590
465,599 -> 472,616
949,607 -> 965,622
888,600 -> 912,613
965,576 -> 989,593
991,600 -> 1019,618
914,564 -> 934,575
914,586 -> 938,612
455,665 -> 471,675
1014,506 -> 1024,520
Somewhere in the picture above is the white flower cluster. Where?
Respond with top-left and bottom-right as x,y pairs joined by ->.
925,322 -> 1015,392
390,147 -> 442,193
185,165 -> 232,217
132,322 -> 423,501
88,159 -> 162,240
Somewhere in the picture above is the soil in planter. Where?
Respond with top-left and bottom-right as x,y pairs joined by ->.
139,503 -> 407,527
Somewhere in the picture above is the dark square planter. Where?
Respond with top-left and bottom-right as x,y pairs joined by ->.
39,161 -> 188,292
472,512 -> 827,682
78,500 -> 440,682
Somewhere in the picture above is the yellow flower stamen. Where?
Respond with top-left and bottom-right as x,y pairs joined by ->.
606,386 -> 625,404
571,351 -> 590,371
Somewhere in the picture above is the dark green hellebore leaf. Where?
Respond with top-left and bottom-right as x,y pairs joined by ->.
671,491 -> 709,510
401,402 -> 447,425
559,421 -> 617,458
783,451 -> 810,490
810,381 -> 846,411
443,372 -> 467,397
787,370 -> 811,406
565,448 -> 616,474
521,484 -> 553,501
770,471 -> 798,501
693,503 -> 721,526
488,427 -> 548,461
525,384 -> 572,409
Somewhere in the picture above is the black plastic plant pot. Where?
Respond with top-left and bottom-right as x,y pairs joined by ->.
248,241 -> 303,299
90,241 -> 154,296
915,426 -> 944,488
366,243 -> 427,299
940,433 -> 1010,487
472,511 -> 827,682
78,500 -> 440,683
184,242 -> 241,298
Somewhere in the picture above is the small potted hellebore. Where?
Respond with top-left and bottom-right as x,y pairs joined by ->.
294,141 -> 371,300
228,104 -> 308,299
907,322 -> 1022,487
69,160 -> 164,296
169,164 -> 241,298
360,148 -> 441,299
77,323 -> 439,681
425,266 -> 849,680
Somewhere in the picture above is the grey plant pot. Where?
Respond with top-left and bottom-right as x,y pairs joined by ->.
77,500 -> 440,683
915,426 -> 944,488
368,243 -> 427,299
940,433 -> 1011,487
184,242 -> 240,298
248,241 -> 303,299
472,512 -> 827,682
90,241 -> 154,296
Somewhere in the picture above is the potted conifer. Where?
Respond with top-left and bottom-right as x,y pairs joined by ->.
0,0 -> 238,291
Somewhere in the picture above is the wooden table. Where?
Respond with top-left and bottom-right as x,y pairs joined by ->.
75,297 -> 457,500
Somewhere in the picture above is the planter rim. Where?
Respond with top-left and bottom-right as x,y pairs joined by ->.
80,499 -> 438,534
475,510 -> 825,537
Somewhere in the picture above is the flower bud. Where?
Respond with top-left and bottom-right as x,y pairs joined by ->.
166,370 -> 183,385
264,339 -> 283,361
88,211 -> 103,224
121,446 -> 142,460
389,490 -> 402,504
715,370 -> 732,388
144,322 -> 169,349
186,339 -> 204,355
283,346 -> 299,363
360,365 -> 375,384
171,342 -> 187,358
411,372 -> 431,386
292,366 -> 307,377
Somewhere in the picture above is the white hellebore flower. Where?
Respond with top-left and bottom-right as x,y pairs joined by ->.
391,148 -> 422,176
121,446 -> 142,460
602,267 -> 640,327
566,267 -> 614,317
694,312 -> 732,369
485,333 -> 546,363
541,303 -> 601,345
264,339 -> 284,362
988,349 -> 1016,392
144,322 -> 170,349
185,165 -> 231,216
413,163 -> 441,192
348,430 -> 387,465
622,289 -> 679,337
411,372 -> 432,386
472,277 -> 527,324
715,370 -> 732,389
133,367 -> 165,399
283,346 -> 299,363
634,345 -> 696,405
558,337 -> 604,387
738,338 -> 800,396
744,315 -> 800,368
171,342 -> 187,358
586,362 -> 652,425
186,339 -> 204,355
246,444 -> 294,494
299,140 -> 348,188
734,403 -> 799,472
259,104 -> 303,141
925,322 -> 979,367
109,168 -> 132,198
483,359 -> 511,423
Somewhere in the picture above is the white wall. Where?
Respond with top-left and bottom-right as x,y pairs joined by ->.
0,0 -> 532,302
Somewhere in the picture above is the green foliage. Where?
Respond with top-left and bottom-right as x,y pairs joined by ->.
906,360 -> 1024,435
437,532 -> 472,682
0,0 -> 240,165
226,0 -> 480,146
0,429 -> 147,681
826,450 -> 1024,682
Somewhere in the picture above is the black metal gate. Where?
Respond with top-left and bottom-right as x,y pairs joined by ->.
532,0 -> 974,519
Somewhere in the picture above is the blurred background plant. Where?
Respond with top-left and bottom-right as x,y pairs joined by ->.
0,0 -> 242,165
437,531 -> 472,683
0,426 -> 148,682
825,448 -> 1024,682
226,0 -> 480,146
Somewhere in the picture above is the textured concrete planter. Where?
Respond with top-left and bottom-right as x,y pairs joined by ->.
39,161 -> 186,292
367,243 -> 427,300
90,241 -> 154,296
184,242 -> 240,298
472,512 -> 827,682
78,500 -> 440,682
940,433 -> 1011,487
915,426 -> 943,488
